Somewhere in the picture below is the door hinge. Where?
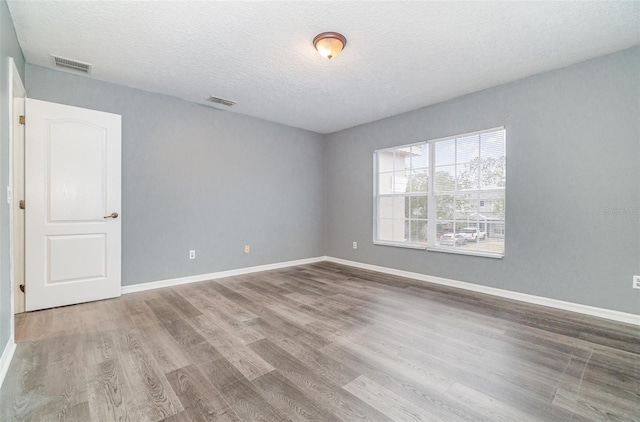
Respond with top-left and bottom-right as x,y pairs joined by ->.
19,284 -> 25,293
19,115 -> 25,125
19,200 -> 25,210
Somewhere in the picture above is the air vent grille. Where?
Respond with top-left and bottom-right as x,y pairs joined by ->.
51,55 -> 92,74
205,96 -> 236,107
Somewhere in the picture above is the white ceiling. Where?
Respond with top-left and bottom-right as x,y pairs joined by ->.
7,1 -> 640,134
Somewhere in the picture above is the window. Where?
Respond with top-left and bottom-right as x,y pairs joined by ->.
374,144 -> 429,247
374,127 -> 506,258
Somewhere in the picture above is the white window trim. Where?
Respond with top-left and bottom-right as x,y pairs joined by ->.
374,126 -> 505,258
373,240 -> 427,250
427,126 -> 505,144
426,246 -> 504,259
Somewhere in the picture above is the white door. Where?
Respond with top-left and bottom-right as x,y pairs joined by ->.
25,99 -> 121,311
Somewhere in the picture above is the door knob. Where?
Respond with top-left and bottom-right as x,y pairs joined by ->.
104,212 -> 119,219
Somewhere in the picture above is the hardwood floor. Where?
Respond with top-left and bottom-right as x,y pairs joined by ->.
1,262 -> 638,421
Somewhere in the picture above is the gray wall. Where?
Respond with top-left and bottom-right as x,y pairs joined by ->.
26,65 -> 326,286
0,0 -> 25,357
325,47 -> 640,314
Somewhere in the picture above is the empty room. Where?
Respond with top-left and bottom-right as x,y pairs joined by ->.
0,1 -> 638,421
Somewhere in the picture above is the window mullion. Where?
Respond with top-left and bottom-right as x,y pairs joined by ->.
427,142 -> 436,247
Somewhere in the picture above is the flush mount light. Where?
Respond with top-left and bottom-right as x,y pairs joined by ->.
313,32 -> 347,60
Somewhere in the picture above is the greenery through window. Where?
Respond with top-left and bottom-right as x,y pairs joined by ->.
374,127 -> 506,257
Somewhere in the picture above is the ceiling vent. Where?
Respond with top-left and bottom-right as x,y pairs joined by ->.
205,96 -> 236,107
51,55 -> 92,74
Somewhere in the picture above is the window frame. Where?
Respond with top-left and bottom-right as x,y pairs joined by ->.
373,126 -> 506,259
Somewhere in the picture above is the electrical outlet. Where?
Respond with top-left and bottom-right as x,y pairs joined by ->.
189,250 -> 196,260
244,245 -> 250,254
633,275 -> 640,289
353,241 -> 357,249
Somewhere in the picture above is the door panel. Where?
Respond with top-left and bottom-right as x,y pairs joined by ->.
25,99 -> 121,311
47,234 -> 106,283
49,121 -> 106,221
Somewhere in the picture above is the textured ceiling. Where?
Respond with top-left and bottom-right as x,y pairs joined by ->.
7,1 -> 640,134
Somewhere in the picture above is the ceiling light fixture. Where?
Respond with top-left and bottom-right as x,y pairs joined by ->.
313,32 -> 347,60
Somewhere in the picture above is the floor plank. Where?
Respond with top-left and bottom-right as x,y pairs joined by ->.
111,328 -> 184,420
251,370 -> 340,422
219,377 -> 293,422
165,365 -> 240,422
187,315 -> 274,380
343,375 -> 437,422
250,338 -> 395,421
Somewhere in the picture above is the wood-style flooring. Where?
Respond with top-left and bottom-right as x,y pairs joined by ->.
1,262 -> 638,421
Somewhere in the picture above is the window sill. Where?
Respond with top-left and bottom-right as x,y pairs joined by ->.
427,246 -> 504,259
373,241 -> 427,250
373,241 -> 504,259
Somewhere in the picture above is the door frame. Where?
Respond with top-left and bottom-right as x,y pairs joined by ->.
8,58 -> 26,333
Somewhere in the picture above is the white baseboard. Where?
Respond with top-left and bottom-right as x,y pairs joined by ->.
120,254 -> 639,326
325,256 -> 640,326
0,339 -> 16,389
122,256 -> 326,294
